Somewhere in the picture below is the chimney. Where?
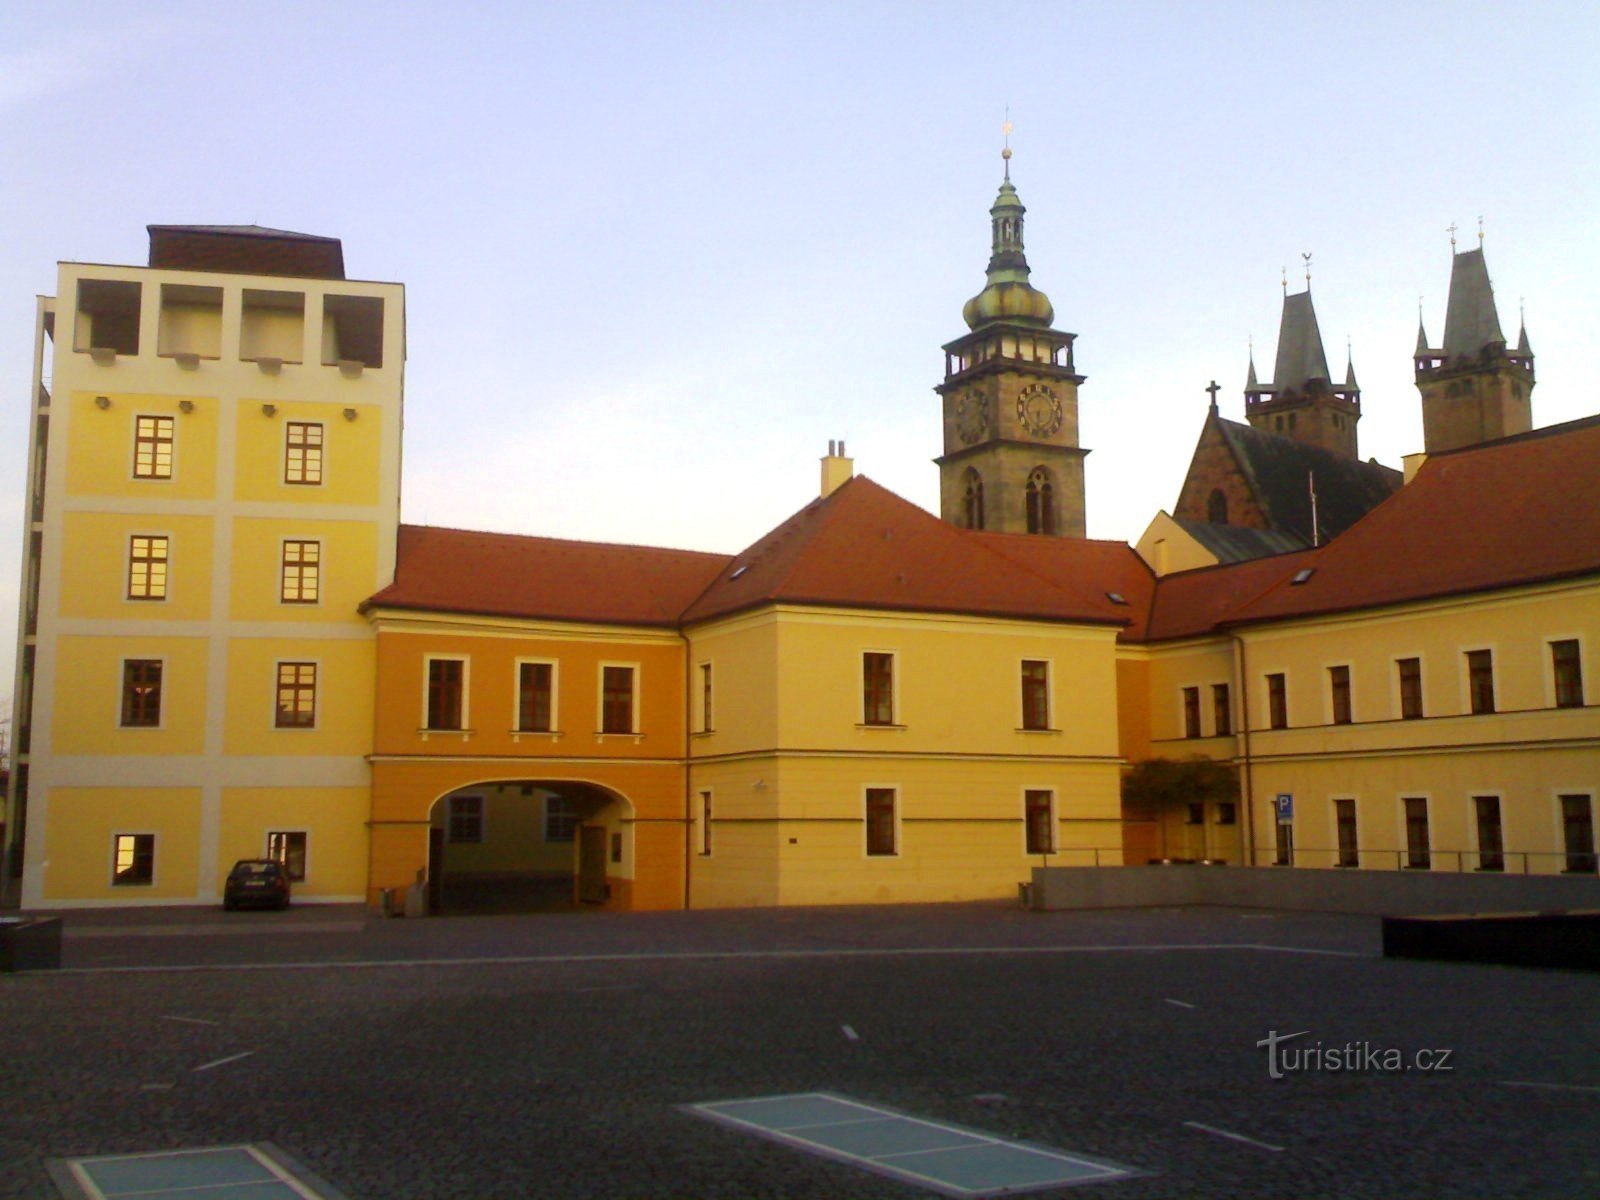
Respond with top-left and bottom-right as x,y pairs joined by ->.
820,439 -> 853,498
1402,451 -> 1428,484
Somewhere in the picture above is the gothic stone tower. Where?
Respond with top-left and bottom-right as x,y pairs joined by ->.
1415,243 -> 1534,453
1243,285 -> 1362,460
935,154 -> 1087,537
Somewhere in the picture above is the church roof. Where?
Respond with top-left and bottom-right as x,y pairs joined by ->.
1216,417 -> 1402,544
1142,548 -> 1318,642
1267,290 -> 1332,393
1440,247 -> 1506,359
362,525 -> 730,627
681,476 -> 1137,629
1170,517 -> 1308,564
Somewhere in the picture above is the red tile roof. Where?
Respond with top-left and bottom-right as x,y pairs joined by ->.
965,529 -> 1157,640
1225,415 -> 1600,625
362,525 -> 730,627
1141,549 -> 1318,642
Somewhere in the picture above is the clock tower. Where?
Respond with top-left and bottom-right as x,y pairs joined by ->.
935,147 -> 1087,537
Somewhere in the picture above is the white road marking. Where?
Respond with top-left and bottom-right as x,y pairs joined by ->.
841,1024 -> 859,1041
1499,1080 -> 1600,1093
160,1014 -> 220,1026
1164,998 -> 1195,1009
55,941 -> 1373,975
1184,1120 -> 1284,1152
193,1051 -> 256,1073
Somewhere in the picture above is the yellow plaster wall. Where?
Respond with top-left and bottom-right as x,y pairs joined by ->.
232,398 -> 382,506
685,615 -> 779,754
63,391 -> 219,500
222,636 -> 374,755
41,787 -> 202,900
51,635 -> 208,755
228,517 -> 379,623
218,787 -> 369,898
1146,640 -> 1238,753
57,512 -> 215,621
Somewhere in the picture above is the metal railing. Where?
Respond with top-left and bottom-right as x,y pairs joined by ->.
1246,847 -> 1599,875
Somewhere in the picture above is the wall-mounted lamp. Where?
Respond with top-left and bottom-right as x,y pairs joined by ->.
752,779 -> 768,791
342,407 -> 358,421
261,403 -> 277,417
93,395 -> 111,410
178,400 -> 195,414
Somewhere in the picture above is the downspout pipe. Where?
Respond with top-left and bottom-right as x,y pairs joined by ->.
1230,632 -> 1256,868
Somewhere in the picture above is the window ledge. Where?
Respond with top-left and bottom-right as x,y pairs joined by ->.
856,723 -> 908,732
510,729 -> 562,743
1016,726 -> 1062,735
594,732 -> 646,744
418,727 -> 473,742
691,729 -> 716,739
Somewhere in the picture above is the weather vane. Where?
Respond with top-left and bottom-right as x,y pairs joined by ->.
1302,252 -> 1312,285
1280,266 -> 1287,294
1002,108 -> 1013,178
1448,221 -> 1458,250
1478,215 -> 1485,245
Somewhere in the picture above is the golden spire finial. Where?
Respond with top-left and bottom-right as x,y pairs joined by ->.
1302,251 -> 1312,286
1001,108 -> 1013,178
1448,221 -> 1458,250
1478,215 -> 1485,245
1281,265 -> 1287,295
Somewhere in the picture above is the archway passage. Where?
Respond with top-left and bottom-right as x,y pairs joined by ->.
426,780 -> 634,915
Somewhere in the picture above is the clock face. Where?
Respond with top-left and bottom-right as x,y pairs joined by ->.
954,388 -> 990,445
1016,383 -> 1063,437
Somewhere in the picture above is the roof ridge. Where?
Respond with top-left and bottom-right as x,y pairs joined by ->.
400,521 -> 730,561
1424,412 -> 1600,458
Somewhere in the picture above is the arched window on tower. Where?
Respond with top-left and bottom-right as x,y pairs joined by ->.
1025,467 -> 1055,535
1207,489 -> 1229,525
962,468 -> 986,530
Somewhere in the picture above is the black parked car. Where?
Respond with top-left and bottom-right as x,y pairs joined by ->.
223,859 -> 291,911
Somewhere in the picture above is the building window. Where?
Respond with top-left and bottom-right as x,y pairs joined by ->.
1273,821 -> 1294,867
267,831 -> 307,881
699,791 -> 713,856
517,661 -> 553,732
1185,802 -> 1204,826
1212,684 -> 1232,736
963,468 -> 985,530
610,832 -> 622,864
1328,665 -> 1351,725
127,535 -> 169,600
274,662 -> 317,728
1025,467 -> 1055,535
545,795 -> 580,844
1552,639 -> 1584,708
862,652 -> 895,726
601,665 -> 635,734
1021,661 -> 1050,730
426,658 -> 465,730
1473,795 -> 1504,871
447,795 -> 483,844
1561,795 -> 1597,875
284,421 -> 324,485
865,788 -> 897,856
699,662 -> 713,732
1207,488 -> 1228,525
1397,657 -> 1423,720
280,540 -> 321,604
1266,673 -> 1287,730
1024,790 -> 1055,854
1466,649 -> 1495,715
133,415 -> 174,479
1334,799 -> 1358,867
1182,686 -> 1201,738
112,833 -> 155,885
121,659 -> 162,727
1404,797 -> 1430,869
1216,802 -> 1237,826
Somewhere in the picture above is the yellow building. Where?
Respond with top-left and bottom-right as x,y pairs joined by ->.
7,226 -> 403,907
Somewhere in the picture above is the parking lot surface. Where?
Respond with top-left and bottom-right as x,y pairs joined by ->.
4,903 -> 1597,1198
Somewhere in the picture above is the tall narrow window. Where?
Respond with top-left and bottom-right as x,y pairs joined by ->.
267,831 -> 307,881
699,791 -> 712,856
121,659 -> 162,727
1182,686 -> 1201,738
865,788 -> 897,856
862,653 -> 895,726
1404,798 -> 1431,869
112,833 -> 155,885
280,540 -> 321,604
284,421 -> 324,485
963,470 -> 986,530
1466,649 -> 1496,715
1207,488 -> 1228,525
1266,673 -> 1287,729
517,662 -> 553,732
1334,799 -> 1358,867
133,415 -> 174,479
699,662 -> 713,732
1329,665 -> 1352,725
427,658 -> 465,730
1021,661 -> 1050,730
1552,639 -> 1584,708
1561,795 -> 1596,875
127,535 -> 169,600
1397,658 -> 1423,720
1212,683 -> 1232,736
1473,795 -> 1504,871
1025,468 -> 1055,535
1025,789 -> 1054,854
447,795 -> 483,843
601,665 -> 635,734
274,662 -> 317,728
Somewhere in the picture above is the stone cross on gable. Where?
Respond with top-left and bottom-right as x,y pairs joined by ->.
1206,380 -> 1221,411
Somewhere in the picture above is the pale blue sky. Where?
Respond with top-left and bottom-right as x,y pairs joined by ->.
2,1 -> 1597,704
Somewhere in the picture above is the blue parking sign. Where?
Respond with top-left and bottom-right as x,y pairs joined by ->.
1274,793 -> 1293,822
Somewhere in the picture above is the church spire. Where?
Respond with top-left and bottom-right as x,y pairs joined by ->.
961,133 -> 1054,330
1441,246 -> 1506,359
